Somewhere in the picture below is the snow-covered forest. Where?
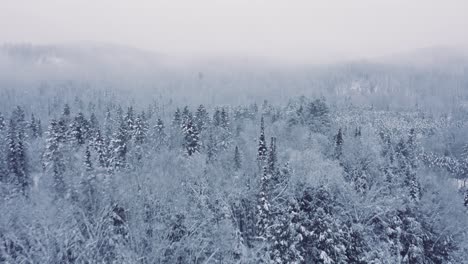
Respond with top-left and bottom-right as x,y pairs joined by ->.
1,44 -> 468,263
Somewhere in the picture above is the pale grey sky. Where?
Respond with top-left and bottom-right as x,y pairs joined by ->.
1,0 -> 468,62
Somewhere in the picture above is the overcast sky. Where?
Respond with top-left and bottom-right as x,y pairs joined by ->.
1,0 -> 468,62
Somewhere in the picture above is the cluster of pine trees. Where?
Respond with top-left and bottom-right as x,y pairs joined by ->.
0,96 -> 467,263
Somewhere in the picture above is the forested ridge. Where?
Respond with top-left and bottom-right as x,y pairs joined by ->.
1,90 -> 467,264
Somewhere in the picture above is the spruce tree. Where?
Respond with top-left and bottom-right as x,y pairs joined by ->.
267,137 -> 277,176
234,146 -> 242,170
206,132 -> 217,164
94,129 -> 109,169
154,118 -> 166,148
89,112 -> 100,139
0,112 -> 5,131
133,113 -> 148,146
84,145 -> 93,171
44,119 -> 66,196
29,113 -> 39,139
195,104 -> 210,131
213,108 -> 222,127
125,106 -> 135,139
220,107 -> 230,129
7,107 -> 29,193
335,128 -> 344,159
256,166 -> 271,239
71,113 -> 89,146
182,117 -> 200,156
181,106 -> 192,125
257,116 -> 268,166
172,108 -> 181,127
110,119 -> 128,170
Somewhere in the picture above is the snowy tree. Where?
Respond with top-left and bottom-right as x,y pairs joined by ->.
133,113 -> 148,145
84,144 -> 93,171
195,104 -> 210,132
257,116 -> 268,167
267,137 -> 278,177
172,107 -> 182,127
182,117 -> 201,156
234,145 -> 242,170
256,166 -> 271,239
153,118 -> 166,149
70,112 -> 89,146
43,119 -> 66,196
335,128 -> 344,159
29,113 -> 39,139
6,107 -> 29,193
269,199 -> 304,264
110,119 -> 128,170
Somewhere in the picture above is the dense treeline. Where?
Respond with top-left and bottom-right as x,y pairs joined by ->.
0,94 -> 468,263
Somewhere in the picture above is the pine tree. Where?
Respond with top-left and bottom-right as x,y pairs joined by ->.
6,107 -> 29,193
297,187 -> 348,263
335,128 -> 344,159
89,112 -> 100,139
84,145 -> 93,171
256,166 -> 271,239
181,106 -> 192,125
195,104 -> 210,131
269,199 -> 304,264
220,107 -> 230,129
206,132 -> 217,164
213,108 -> 222,127
172,108 -> 181,127
133,113 -> 148,145
234,146 -> 242,170
257,116 -> 268,166
94,129 -> 109,169
153,118 -> 166,148
29,113 -> 39,139
104,107 -> 113,140
267,137 -> 277,175
182,117 -> 200,156
37,119 -> 43,137
62,103 -> 71,118
0,112 -> 5,131
110,119 -> 128,170
306,98 -> 330,133
70,113 -> 89,146
44,119 -> 66,196
125,106 -> 135,139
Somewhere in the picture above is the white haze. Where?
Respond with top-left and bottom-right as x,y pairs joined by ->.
2,0 -> 468,63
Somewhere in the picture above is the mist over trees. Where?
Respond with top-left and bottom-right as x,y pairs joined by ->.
1,44 -> 468,263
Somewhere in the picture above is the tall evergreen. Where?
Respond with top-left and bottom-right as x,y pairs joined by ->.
84,145 -> 93,172
195,104 -> 210,131
234,146 -> 242,170
110,119 -> 128,170
125,106 -> 135,139
213,108 -> 222,127
182,117 -> 200,156
70,112 -> 89,146
267,137 -> 277,176
133,113 -> 148,146
257,116 -> 268,166
44,119 -> 66,196
206,132 -> 217,164
29,113 -> 39,139
220,107 -> 230,129
0,112 -> 5,131
6,107 -> 29,193
153,118 -> 166,148
335,128 -> 344,159
256,166 -> 271,239
172,108 -> 181,127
